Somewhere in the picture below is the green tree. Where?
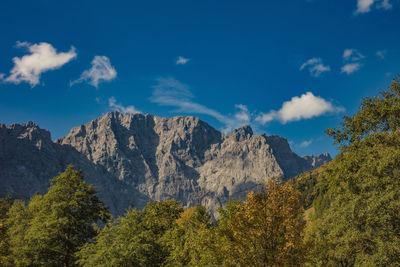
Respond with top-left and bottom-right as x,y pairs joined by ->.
6,164 -> 109,266
77,200 -> 183,267
307,77 -> 400,266
0,196 -> 13,266
326,76 -> 400,151
164,206 -> 218,266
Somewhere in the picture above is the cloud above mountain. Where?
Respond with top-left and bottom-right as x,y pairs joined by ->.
71,56 -> 117,88
355,0 -> 392,14
300,58 -> 331,77
150,77 -> 343,132
1,41 -> 76,87
176,56 -> 190,65
341,48 -> 365,75
376,50 -> 387,59
108,96 -> 141,114
150,77 -> 251,132
256,92 -> 343,124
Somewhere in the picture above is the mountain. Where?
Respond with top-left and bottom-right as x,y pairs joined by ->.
0,111 -> 331,216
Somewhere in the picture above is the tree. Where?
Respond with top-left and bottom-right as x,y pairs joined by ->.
307,77 -> 400,266
306,129 -> 400,266
164,206 -> 218,266
6,164 -> 109,266
0,196 -> 13,266
326,76 -> 400,151
77,200 -> 183,267
217,180 -> 307,267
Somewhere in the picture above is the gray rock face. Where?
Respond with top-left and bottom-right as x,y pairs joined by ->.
302,153 -> 332,169
0,112 -> 331,216
0,121 -> 145,215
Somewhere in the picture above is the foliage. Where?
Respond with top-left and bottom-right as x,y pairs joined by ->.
217,180 -> 307,266
77,200 -> 183,266
164,206 -> 218,266
6,165 -> 109,266
290,165 -> 330,210
306,130 -> 400,266
0,196 -> 13,266
326,76 -> 400,151
306,77 -> 400,266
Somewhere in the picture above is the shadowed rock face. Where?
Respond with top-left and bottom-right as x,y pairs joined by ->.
0,111 -> 331,217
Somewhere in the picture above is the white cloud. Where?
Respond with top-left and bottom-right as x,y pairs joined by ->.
150,77 -> 228,122
255,112 -> 276,124
108,97 -> 141,114
342,49 -> 364,61
71,56 -> 116,88
176,56 -> 190,65
2,41 -> 76,87
0,73 -> 4,80
256,92 -> 343,124
341,48 -> 364,75
300,58 -> 331,77
341,62 -> 361,74
376,50 -> 387,59
150,77 -> 250,132
234,104 -> 250,123
355,0 -> 392,14
355,0 -> 375,14
299,139 -> 313,148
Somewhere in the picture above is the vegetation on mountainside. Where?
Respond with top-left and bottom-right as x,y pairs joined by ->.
1,76 -> 400,266
304,76 -> 400,266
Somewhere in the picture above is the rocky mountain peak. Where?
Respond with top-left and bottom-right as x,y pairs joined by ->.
1,122 -> 52,148
229,125 -> 253,141
1,113 -> 332,217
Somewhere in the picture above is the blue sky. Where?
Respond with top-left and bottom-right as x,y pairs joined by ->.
0,0 -> 399,157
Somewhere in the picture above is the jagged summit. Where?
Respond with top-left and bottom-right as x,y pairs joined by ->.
229,125 -> 253,141
0,112 -> 331,216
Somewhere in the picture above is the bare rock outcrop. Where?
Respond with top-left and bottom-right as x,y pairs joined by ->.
0,111 -> 331,216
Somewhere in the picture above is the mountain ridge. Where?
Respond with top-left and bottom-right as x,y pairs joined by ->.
0,111 -> 331,216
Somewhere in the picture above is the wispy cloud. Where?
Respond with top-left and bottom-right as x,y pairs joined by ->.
355,0 -> 375,14
341,63 -> 361,75
380,0 -> 393,9
234,104 -> 251,123
1,41 -> 76,87
299,58 -> 330,77
299,139 -> 313,148
108,96 -> 141,114
71,56 -> 116,88
256,92 -> 343,124
176,56 -> 190,65
376,50 -> 387,59
355,0 -> 393,14
150,77 -> 250,132
343,48 -> 364,61
341,48 -> 365,75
